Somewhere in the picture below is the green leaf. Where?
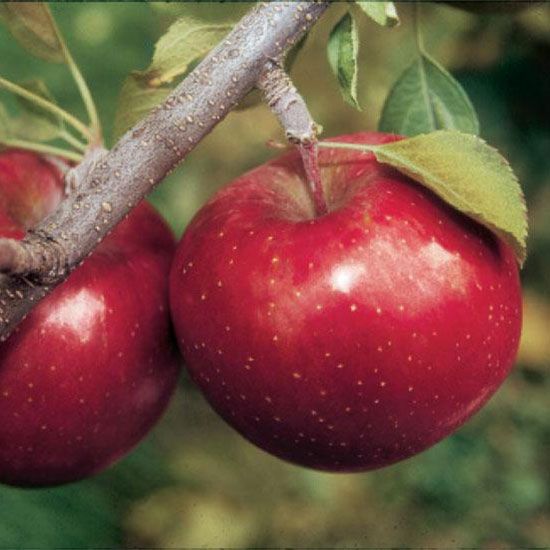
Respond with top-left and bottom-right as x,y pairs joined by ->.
137,17 -> 232,87
355,1 -> 399,27
11,80 -> 64,142
371,131 -> 527,263
113,75 -> 171,141
327,12 -> 361,110
114,14 -> 233,139
0,3 -> 66,63
150,2 -> 251,25
379,52 -> 479,136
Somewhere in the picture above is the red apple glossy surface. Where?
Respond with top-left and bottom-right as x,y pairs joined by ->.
0,149 -> 180,487
170,132 -> 522,472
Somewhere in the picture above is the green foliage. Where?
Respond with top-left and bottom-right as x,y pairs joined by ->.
149,1 -> 251,24
11,80 -> 64,142
372,131 -> 527,263
135,17 -> 233,87
0,3 -> 66,63
355,1 -> 399,27
0,483 -> 120,547
379,52 -> 480,136
327,12 -> 360,110
113,12 -> 234,141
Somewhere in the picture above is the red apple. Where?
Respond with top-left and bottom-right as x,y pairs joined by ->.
169,132 -> 522,472
0,149 -> 180,487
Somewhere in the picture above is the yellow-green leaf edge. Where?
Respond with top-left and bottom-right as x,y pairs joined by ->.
372,130 -> 528,265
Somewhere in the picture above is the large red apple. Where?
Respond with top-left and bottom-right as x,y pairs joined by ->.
0,149 -> 180,487
169,132 -> 522,472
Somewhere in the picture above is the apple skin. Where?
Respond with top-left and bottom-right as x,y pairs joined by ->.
0,150 -> 180,487
0,149 -> 65,238
169,132 -> 522,472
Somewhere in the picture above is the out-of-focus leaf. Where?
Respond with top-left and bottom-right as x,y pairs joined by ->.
355,1 -> 399,27
379,52 -> 479,136
126,490 -> 257,548
136,17 -> 232,87
371,131 -> 527,263
519,291 -> 550,367
113,75 -> 171,141
327,12 -> 361,110
0,3 -> 66,63
0,482 -> 120,547
10,80 -> 64,142
150,2 -> 251,24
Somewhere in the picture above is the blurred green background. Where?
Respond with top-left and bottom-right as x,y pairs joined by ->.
1,2 -> 549,547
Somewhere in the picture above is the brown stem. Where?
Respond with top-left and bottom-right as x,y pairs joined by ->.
258,62 -> 319,144
299,142 -> 328,217
257,62 -> 326,216
0,1 -> 330,342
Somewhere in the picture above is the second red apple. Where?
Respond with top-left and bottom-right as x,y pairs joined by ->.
0,150 -> 180,487
169,132 -> 522,471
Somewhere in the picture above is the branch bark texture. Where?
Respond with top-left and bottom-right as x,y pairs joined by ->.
0,1 -> 330,341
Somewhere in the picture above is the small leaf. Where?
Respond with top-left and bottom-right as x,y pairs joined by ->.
114,15 -> 235,139
137,17 -> 232,87
150,2 -> 250,24
327,12 -> 361,110
379,52 -> 479,136
0,3 -> 66,63
113,76 -> 171,141
371,131 -> 527,263
355,1 -> 399,27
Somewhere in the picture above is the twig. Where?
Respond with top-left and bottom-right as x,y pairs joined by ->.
258,62 -> 326,216
258,61 -> 319,144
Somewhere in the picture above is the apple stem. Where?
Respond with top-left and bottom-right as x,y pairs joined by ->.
299,142 -> 328,217
257,62 -> 327,216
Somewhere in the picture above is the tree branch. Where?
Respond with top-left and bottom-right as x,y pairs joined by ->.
258,61 -> 319,144
0,1 -> 330,342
